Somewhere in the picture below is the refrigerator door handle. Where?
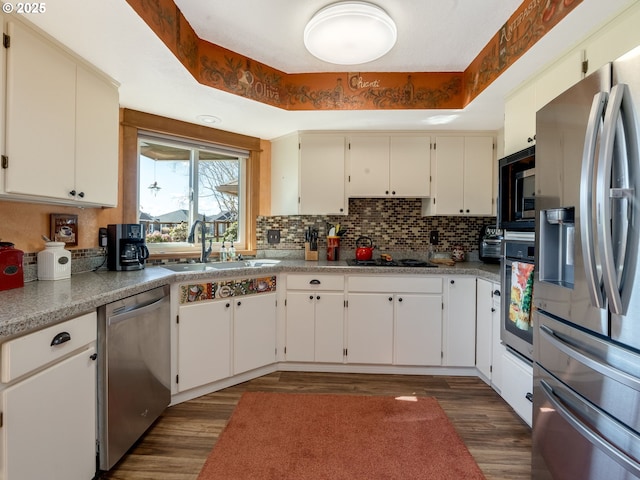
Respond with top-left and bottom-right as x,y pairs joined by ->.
539,379 -> 640,477
580,91 -> 608,309
597,83 -> 637,315
540,324 -> 640,390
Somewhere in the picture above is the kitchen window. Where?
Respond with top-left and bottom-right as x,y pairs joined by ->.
137,133 -> 248,254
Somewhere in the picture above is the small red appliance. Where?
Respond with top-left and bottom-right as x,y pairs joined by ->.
355,236 -> 375,261
0,242 -> 25,291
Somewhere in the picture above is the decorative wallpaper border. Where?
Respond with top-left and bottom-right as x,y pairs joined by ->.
179,275 -> 277,305
125,0 -> 582,111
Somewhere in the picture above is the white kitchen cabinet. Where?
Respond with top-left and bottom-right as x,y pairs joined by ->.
177,300 -> 232,392
234,292 -> 277,374
443,276 -> 477,366
271,133 -> 347,215
423,136 -> 494,216
347,276 -> 442,365
501,349 -> 533,427
346,292 -> 394,364
476,278 -> 503,389
285,274 -> 345,363
504,51 -> 582,157
2,18 -> 118,207
0,312 -> 97,480
348,135 -> 431,197
504,82 -> 536,156
476,278 -> 493,382
394,293 -> 442,366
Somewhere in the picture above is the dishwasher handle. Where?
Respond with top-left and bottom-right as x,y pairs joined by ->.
108,296 -> 168,327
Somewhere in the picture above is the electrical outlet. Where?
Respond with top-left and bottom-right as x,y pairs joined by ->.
429,230 -> 439,245
267,229 -> 281,244
99,227 -> 108,247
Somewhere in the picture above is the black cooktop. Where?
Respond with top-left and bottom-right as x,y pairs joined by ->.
346,258 -> 437,268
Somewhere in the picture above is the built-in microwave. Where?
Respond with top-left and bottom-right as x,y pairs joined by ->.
498,146 -> 535,231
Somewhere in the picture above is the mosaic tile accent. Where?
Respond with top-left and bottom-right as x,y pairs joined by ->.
179,276 -> 277,305
257,198 -> 496,260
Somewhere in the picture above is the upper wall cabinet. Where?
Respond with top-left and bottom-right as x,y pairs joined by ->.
348,135 -> 431,198
271,133 -> 347,216
1,18 -> 119,207
504,50 -> 583,156
423,136 -> 494,216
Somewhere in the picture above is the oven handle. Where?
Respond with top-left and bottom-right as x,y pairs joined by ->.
580,91 -> 607,309
539,378 -> 640,477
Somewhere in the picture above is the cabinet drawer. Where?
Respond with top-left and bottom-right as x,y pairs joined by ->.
1,311 -> 97,383
287,274 -> 345,291
501,350 -> 533,426
348,275 -> 442,294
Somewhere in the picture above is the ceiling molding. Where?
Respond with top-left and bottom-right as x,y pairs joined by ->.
125,0 -> 583,111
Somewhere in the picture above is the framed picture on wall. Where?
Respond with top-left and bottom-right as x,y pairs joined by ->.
51,213 -> 78,246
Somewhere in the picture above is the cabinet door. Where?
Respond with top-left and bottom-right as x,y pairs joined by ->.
394,294 -> 442,366
177,301 -> 232,392
346,293 -> 393,364
270,134 -> 299,215
300,134 -> 346,215
463,136 -> 494,215
491,282 -> 505,393
285,292 -> 316,362
5,20 -> 76,199
1,346 -> 96,480
431,137 -> 464,214
476,279 -> 493,381
75,65 -> 119,207
314,291 -> 345,363
504,82 -> 536,155
444,277 -> 477,366
390,136 -> 431,197
348,136 -> 390,197
234,293 -> 276,374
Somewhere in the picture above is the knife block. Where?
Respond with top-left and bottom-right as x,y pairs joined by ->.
304,242 -> 318,261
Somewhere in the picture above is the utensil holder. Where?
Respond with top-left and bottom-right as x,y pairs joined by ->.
304,242 -> 318,261
327,236 -> 340,261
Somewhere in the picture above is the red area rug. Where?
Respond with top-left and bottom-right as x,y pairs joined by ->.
197,392 -> 485,480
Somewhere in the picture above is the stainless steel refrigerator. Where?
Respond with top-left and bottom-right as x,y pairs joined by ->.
533,44 -> 640,479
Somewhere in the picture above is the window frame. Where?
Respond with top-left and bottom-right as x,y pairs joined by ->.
137,133 -> 247,254
121,109 -> 263,260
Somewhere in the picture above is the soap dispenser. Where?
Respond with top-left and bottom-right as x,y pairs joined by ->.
228,242 -> 236,261
220,242 -> 227,262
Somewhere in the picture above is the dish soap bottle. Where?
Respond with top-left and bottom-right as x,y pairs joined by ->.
228,242 -> 236,261
220,242 -> 227,262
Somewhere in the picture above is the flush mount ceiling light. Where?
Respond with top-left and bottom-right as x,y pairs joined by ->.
304,1 -> 397,65
196,114 -> 221,125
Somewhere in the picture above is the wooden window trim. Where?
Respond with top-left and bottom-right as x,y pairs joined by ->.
120,108 -> 263,255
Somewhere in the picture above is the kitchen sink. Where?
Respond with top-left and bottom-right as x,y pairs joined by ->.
162,259 -> 280,272
161,263 -> 218,272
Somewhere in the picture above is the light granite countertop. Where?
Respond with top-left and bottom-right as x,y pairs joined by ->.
0,260 -> 500,341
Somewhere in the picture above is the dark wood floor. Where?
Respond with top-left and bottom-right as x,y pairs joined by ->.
98,371 -> 531,480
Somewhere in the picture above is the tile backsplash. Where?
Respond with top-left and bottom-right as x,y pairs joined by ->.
257,198 -> 496,260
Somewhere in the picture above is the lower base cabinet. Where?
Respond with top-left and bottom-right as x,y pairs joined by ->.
177,300 -> 232,392
0,313 -> 97,480
501,350 -> 533,426
346,276 -> 443,366
234,293 -> 277,374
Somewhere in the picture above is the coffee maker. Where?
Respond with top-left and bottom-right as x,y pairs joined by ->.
107,224 -> 149,271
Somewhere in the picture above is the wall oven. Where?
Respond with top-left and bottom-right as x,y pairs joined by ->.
501,236 -> 535,360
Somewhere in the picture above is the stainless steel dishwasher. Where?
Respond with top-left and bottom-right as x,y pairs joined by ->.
97,284 -> 171,471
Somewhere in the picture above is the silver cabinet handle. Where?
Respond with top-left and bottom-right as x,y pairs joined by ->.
580,91 -> 607,309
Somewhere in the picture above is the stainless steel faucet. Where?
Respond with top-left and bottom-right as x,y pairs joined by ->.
187,219 -> 212,263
